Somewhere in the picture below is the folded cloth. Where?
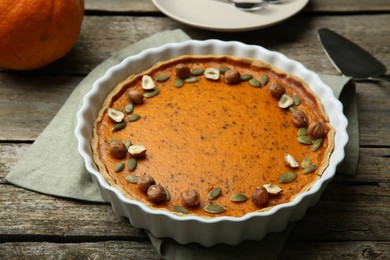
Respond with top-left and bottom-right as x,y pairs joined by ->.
5,29 -> 358,260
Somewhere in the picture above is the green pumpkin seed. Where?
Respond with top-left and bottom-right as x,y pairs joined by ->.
260,74 -> 268,85
289,107 -> 296,112
293,94 -> 301,105
128,114 -> 141,122
298,127 -> 309,136
173,205 -> 189,214
127,158 -> 137,171
156,74 -> 169,82
114,161 -> 125,172
112,122 -> 126,131
126,174 -> 138,183
240,74 -> 253,81
174,78 -> 184,88
298,135 -> 313,145
124,140 -> 132,150
204,203 -> 226,214
184,76 -> 199,83
279,171 -> 297,183
208,187 -> 222,200
249,79 -> 261,88
301,157 -> 311,168
143,88 -> 159,98
312,138 -> 323,151
303,164 -> 317,174
190,68 -> 204,76
107,138 -> 122,143
218,67 -> 230,74
125,102 -> 134,114
230,193 -> 248,202
164,188 -> 171,201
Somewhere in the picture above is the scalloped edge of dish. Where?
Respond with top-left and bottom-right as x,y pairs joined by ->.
75,39 -> 348,246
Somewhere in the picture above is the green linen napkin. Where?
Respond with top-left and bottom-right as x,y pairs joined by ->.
5,29 -> 358,260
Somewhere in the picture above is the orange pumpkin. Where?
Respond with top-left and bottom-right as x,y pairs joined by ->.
0,0 -> 84,70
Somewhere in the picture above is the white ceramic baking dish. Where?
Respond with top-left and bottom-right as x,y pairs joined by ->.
75,40 -> 348,246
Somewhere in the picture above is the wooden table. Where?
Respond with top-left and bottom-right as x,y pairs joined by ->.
1,0 -> 389,258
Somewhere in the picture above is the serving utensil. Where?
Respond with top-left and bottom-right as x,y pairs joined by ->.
318,28 -> 390,82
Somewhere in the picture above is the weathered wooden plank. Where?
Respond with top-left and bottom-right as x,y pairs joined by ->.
83,0 -> 390,13
0,241 -> 162,259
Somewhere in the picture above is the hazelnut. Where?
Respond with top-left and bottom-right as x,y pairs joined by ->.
137,174 -> 155,193
108,141 -> 127,159
224,69 -> 241,84
128,89 -> 144,105
308,122 -> 326,138
251,187 -> 269,207
269,83 -> 286,99
147,184 -> 167,203
175,63 -> 191,79
291,110 -> 308,128
181,190 -> 200,207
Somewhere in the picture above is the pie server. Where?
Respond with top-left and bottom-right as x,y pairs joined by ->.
318,28 -> 390,82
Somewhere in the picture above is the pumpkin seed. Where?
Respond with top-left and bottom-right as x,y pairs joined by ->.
184,76 -> 199,83
297,135 -> 313,145
125,102 -> 134,114
107,108 -> 125,122
114,161 -> 125,172
303,164 -> 317,174
260,74 -> 268,85
156,74 -> 169,82
164,188 -> 171,201
173,205 -> 189,214
126,174 -> 138,183
127,158 -> 137,171
289,107 -> 296,112
174,78 -> 184,88
301,157 -> 311,168
190,68 -> 204,76
240,74 -> 253,81
293,94 -> 301,105
279,171 -> 297,183
124,140 -> 132,150
204,203 -> 226,214
249,79 -> 261,88
230,193 -> 248,202
128,114 -> 141,122
107,138 -> 122,143
312,138 -> 323,151
142,75 -> 155,90
298,127 -> 309,136
112,122 -> 126,131
143,88 -> 159,98
218,67 -> 230,74
208,187 -> 222,200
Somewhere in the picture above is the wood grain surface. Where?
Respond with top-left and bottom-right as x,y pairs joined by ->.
1,0 -> 389,259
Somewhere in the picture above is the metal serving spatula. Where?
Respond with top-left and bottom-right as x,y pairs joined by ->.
318,28 -> 390,82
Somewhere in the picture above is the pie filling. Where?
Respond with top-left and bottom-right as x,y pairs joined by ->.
92,55 -> 335,218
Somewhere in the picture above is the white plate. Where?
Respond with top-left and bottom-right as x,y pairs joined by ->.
152,0 -> 309,32
75,40 -> 348,246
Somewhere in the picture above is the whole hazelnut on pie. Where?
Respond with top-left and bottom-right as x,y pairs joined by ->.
147,184 -> 167,203
251,187 -> 269,207
291,110 -> 308,128
224,69 -> 241,84
108,141 -> 127,159
175,63 -> 191,79
269,83 -> 286,99
181,190 -> 200,207
308,122 -> 326,138
137,174 -> 155,193
128,89 -> 144,105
